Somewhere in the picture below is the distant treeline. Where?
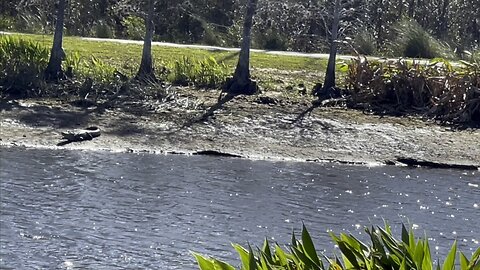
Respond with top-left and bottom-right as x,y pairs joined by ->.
0,0 -> 478,55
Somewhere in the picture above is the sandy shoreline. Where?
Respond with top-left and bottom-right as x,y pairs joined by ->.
1,89 -> 479,169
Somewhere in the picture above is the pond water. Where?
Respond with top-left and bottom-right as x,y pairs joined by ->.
0,147 -> 479,269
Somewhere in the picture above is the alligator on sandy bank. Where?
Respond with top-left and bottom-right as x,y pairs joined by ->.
57,126 -> 101,146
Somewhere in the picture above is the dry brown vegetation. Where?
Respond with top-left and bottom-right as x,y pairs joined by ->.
345,57 -> 480,125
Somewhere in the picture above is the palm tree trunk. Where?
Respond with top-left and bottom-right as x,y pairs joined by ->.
136,0 -> 155,81
45,0 -> 66,81
232,0 -> 257,87
322,0 -> 340,92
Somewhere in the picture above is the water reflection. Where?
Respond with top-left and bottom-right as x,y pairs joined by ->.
0,147 -> 479,269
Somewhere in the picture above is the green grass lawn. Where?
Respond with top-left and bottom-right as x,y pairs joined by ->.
8,32 -> 327,73
2,32 -> 336,95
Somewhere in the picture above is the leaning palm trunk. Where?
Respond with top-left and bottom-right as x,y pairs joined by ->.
224,0 -> 258,95
322,0 -> 341,93
136,0 -> 156,82
45,0 -> 66,81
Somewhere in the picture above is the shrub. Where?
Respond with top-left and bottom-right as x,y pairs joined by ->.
0,16 -> 14,31
94,20 -> 115,39
344,56 -> 480,124
258,29 -> 288,51
0,36 -> 48,98
168,56 -> 230,88
354,29 -> 377,55
193,222 -> 480,270
122,16 -> 145,40
389,20 -> 454,59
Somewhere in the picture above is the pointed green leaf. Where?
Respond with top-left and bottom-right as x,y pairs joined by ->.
422,236 -> 433,270
192,252 -> 215,270
460,252 -> 469,270
291,245 -> 317,268
413,240 -> 425,269
400,257 -> 407,270
442,240 -> 457,270
214,259 -> 236,270
401,224 -> 409,245
248,244 -> 257,270
274,244 -> 289,266
469,247 -> 480,270
233,243 -> 251,270
291,230 -> 297,248
301,223 -> 321,266
261,238 -> 273,264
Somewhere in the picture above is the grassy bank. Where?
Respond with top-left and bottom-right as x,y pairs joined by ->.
1,33 -> 479,125
2,32 -> 327,89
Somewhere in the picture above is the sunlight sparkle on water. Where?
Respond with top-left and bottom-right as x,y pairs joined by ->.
62,261 -> 74,270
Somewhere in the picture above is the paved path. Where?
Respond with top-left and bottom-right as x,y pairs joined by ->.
2,31 -> 435,64
0,31 -> 361,61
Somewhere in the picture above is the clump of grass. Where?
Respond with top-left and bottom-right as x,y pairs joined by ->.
345,56 -> 480,124
193,222 -> 480,270
389,20 -> 454,59
168,56 -> 230,88
93,20 -> 115,39
78,55 -> 117,83
354,29 -> 377,56
0,36 -> 48,98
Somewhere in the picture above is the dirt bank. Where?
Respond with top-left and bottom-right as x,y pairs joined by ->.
1,87 -> 479,169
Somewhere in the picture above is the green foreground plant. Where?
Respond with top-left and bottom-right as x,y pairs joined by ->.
193,223 -> 480,270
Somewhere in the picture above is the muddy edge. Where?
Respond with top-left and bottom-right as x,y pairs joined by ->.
1,91 -> 479,170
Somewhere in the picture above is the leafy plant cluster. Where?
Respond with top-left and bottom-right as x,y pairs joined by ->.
0,36 -> 229,99
0,36 -> 120,98
0,36 -> 48,97
193,223 -> 480,270
167,56 -> 230,88
344,57 -> 480,124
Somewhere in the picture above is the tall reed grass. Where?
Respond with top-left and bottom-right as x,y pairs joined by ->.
389,20 -> 454,59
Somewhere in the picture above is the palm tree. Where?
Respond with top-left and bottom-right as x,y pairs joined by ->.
136,0 -> 156,82
224,0 -> 258,95
45,0 -> 66,81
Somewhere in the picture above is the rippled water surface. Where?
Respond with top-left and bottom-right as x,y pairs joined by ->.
0,147 -> 479,269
